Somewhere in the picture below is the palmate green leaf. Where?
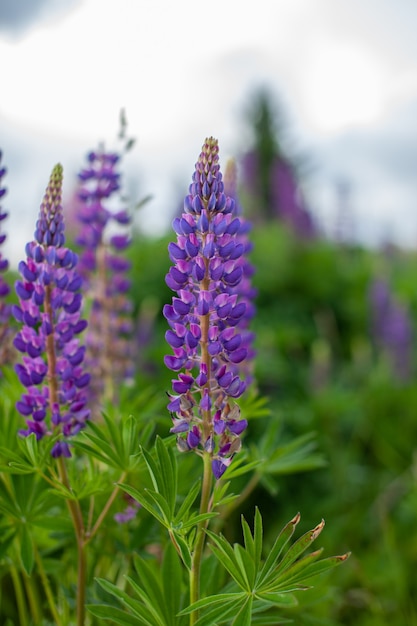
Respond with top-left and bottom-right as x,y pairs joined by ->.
73,412 -> 145,471
257,513 -> 300,587
193,596 -> 246,626
231,596 -> 253,626
273,519 -> 325,577
173,479 -> 201,522
251,611 -> 293,624
94,578 -> 164,626
205,531 -> 250,590
241,508 -> 262,573
205,510 -> 349,623
20,524 -> 34,575
255,591 -> 298,607
271,552 -> 351,590
87,605 -> 142,626
119,483 -> 167,527
171,530 -> 192,571
161,543 -> 183,626
178,592 -> 247,616
255,431 -> 326,478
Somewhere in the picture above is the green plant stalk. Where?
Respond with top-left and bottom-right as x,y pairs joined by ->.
189,451 -> 213,626
34,544 -> 63,626
86,471 -> 127,543
10,564 -> 28,626
57,456 -> 87,626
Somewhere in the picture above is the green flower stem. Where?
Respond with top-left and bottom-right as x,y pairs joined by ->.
22,571 -> 41,625
189,451 -> 213,626
34,544 -> 63,626
10,564 -> 28,626
85,471 -> 127,543
57,456 -> 86,626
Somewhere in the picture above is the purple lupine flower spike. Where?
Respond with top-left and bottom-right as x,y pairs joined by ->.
164,138 -> 252,479
0,151 -> 12,374
369,278 -> 412,382
74,148 -> 133,411
13,164 -> 90,455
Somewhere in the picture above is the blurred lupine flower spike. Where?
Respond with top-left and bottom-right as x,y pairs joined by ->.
75,148 -> 133,410
163,137 -> 253,479
13,164 -> 90,457
369,277 -> 412,382
0,151 -> 12,374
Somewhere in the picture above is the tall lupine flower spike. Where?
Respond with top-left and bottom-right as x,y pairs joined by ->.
0,151 -> 12,374
13,164 -> 90,457
164,138 -> 251,479
75,148 -> 133,410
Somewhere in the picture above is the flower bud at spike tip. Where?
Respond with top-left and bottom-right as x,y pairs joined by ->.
163,138 -> 256,478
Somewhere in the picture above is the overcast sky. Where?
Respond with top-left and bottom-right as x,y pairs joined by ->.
1,0 -> 417,265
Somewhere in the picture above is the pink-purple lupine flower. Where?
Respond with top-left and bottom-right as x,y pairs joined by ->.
13,164 -> 90,457
163,138 -> 251,479
75,148 -> 133,408
0,151 -> 12,374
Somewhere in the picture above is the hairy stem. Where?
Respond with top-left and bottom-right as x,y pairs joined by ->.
86,471 -> 127,543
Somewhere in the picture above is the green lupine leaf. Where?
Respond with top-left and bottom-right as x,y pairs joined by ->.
143,489 -> 172,524
178,592 -> 246,615
125,576 -> 166,626
257,513 -> 300,586
251,612 -> 293,624
119,483 -> 167,527
122,415 -> 138,458
241,515 -> 255,561
0,529 -> 16,559
102,412 -> 123,456
131,556 -> 165,610
221,457 -> 260,480
253,508 -> 263,572
20,524 -> 34,575
255,591 -> 298,607
173,480 -> 201,522
162,543 -> 182,625
231,596 -> 253,626
171,530 -> 192,570
179,511 -> 218,532
278,552 -> 351,587
75,430 -> 122,468
233,543 -> 255,590
193,597 -> 246,626
87,605 -> 144,625
274,519 -> 325,576
258,432 -> 326,475
140,446 -> 161,492
206,532 -> 249,589
0,446 -> 36,474
154,436 -> 177,515
24,433 -> 40,467
263,548 -> 324,590
95,578 -> 161,625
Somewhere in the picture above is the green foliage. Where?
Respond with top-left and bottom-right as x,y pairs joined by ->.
179,510 -> 348,625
